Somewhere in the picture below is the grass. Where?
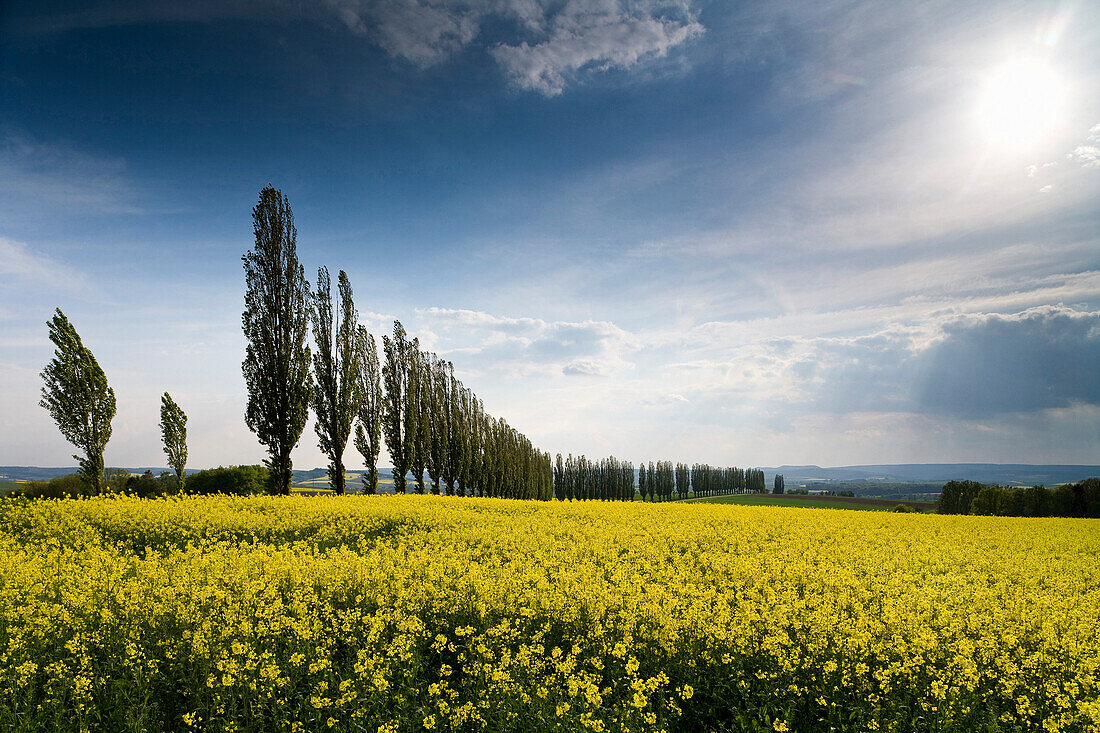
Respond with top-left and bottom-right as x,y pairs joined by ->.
683,493 -> 936,512
0,480 -> 23,496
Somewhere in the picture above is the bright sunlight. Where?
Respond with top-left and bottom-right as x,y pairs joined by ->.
976,57 -> 1067,146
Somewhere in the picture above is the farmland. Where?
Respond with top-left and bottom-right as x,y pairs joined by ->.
686,494 -> 937,512
1,495 -> 1097,732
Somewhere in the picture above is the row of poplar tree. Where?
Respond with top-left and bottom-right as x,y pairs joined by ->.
38,186 -> 765,500
241,186 -> 551,496
550,457 -> 767,502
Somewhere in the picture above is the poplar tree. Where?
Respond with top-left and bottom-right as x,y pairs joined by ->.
554,453 -> 565,500
159,392 -> 187,492
427,356 -> 448,494
382,321 -> 411,493
40,309 -> 116,494
442,366 -> 464,495
242,186 -> 313,494
310,267 -> 361,494
406,343 -> 427,493
354,327 -> 383,494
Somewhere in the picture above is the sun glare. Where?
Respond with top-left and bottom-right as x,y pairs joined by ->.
976,58 -> 1066,146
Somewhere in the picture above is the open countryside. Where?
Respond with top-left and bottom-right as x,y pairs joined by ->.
4,0 -> 1100,731
2,495 -> 1099,732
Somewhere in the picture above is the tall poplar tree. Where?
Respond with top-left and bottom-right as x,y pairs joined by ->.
442,364 -> 463,495
405,341 -> 428,493
427,356 -> 448,494
354,327 -> 383,494
159,392 -> 187,492
242,186 -> 313,495
40,309 -> 116,494
382,320 -> 411,493
310,267 -> 361,494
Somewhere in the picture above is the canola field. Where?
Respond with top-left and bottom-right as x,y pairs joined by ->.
0,496 -> 1098,732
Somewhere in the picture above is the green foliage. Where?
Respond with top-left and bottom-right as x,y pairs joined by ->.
426,357 -> 449,495
551,455 -> 637,502
185,465 -> 269,496
124,470 -> 178,498
382,321 -> 411,493
310,268 -> 361,495
242,186 -> 313,495
353,328 -> 383,495
938,477 -> 1100,518
9,473 -> 90,499
937,480 -> 985,514
772,474 -> 785,494
892,504 -> 916,513
103,467 -> 133,493
405,345 -> 428,494
39,309 -> 116,494
159,392 -> 188,491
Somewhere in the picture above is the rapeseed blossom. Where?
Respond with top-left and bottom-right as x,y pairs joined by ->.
0,495 -> 1097,731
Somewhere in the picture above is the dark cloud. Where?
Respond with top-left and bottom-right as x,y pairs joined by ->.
757,307 -> 1100,420
915,307 -> 1100,417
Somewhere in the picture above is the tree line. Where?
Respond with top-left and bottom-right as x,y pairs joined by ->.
35,186 -> 553,499
35,185 -> 773,501
548,457 -> 769,502
937,479 -> 1100,518
242,186 -> 553,497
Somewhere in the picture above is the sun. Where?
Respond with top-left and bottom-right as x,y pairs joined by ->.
975,58 -> 1067,146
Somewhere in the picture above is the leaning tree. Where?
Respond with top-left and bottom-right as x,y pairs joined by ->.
159,392 -> 187,492
382,321 -> 411,493
354,326 -> 384,494
40,309 -> 116,494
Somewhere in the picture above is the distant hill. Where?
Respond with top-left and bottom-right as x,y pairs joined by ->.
5,464 -> 1095,490
0,466 -> 204,481
763,464 -> 1100,487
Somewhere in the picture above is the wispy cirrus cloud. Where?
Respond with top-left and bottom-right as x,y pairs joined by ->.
0,133 -> 141,219
0,236 -> 90,293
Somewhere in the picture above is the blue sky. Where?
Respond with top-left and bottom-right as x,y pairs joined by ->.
1,0 -> 1098,470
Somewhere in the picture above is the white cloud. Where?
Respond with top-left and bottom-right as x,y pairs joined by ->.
324,0 -> 703,93
324,0 -> 484,66
18,0 -> 703,95
491,0 -> 703,95
414,306 -> 637,378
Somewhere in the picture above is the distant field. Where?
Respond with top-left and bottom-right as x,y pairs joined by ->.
685,493 -> 936,511
293,474 -> 396,493
0,480 -> 23,495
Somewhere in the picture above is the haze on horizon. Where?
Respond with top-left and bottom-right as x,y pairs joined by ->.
1,0 -> 1098,471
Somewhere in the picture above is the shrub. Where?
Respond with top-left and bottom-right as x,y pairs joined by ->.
124,470 -> 179,498
11,474 -> 90,499
185,465 -> 269,495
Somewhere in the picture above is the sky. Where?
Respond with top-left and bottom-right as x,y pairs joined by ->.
1,0 -> 1098,471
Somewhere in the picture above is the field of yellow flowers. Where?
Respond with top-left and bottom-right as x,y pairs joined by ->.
1,495 -> 1098,732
